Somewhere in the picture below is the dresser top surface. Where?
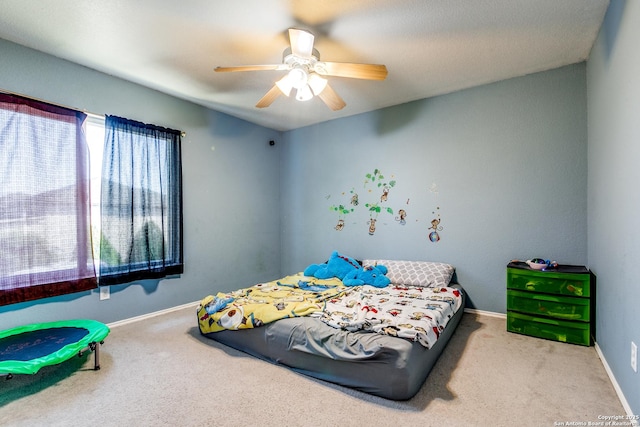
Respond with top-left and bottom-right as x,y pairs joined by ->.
507,262 -> 589,274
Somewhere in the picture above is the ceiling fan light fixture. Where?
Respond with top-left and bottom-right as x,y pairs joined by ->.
295,85 -> 313,102
307,73 -> 328,95
275,75 -> 294,96
288,67 -> 308,90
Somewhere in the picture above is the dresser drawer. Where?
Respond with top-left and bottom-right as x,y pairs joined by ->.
507,269 -> 590,297
507,311 -> 591,346
507,290 -> 590,321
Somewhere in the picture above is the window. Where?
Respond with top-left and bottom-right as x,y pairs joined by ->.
0,95 -> 183,305
85,115 -> 105,271
87,115 -> 184,286
0,94 -> 96,306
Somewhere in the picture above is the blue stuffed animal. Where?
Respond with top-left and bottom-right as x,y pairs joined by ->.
343,265 -> 390,288
303,251 -> 361,280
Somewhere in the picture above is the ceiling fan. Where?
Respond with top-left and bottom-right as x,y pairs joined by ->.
215,28 -> 388,111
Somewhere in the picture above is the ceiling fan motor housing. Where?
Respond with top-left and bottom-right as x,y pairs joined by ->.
282,47 -> 323,74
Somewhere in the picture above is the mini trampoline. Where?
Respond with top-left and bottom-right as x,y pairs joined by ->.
0,319 -> 109,379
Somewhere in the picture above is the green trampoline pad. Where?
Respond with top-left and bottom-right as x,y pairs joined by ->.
0,319 -> 110,376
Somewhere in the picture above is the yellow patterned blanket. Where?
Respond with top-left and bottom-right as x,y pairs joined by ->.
198,273 -> 345,334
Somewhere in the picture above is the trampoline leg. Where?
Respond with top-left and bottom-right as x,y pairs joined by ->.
89,342 -> 101,370
95,342 -> 101,370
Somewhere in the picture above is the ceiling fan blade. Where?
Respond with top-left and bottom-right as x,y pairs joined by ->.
255,85 -> 282,108
317,83 -> 346,111
288,28 -> 315,58
318,62 -> 388,80
215,65 -> 285,73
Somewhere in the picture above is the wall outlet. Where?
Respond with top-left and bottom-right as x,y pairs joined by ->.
632,341 -> 637,373
99,286 -> 110,301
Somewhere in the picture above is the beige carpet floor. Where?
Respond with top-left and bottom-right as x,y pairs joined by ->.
0,306 -> 626,427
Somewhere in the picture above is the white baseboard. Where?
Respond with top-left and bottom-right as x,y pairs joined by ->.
594,343 -> 637,421
107,300 -> 199,329
464,308 -> 506,319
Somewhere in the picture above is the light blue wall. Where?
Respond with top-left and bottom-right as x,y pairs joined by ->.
280,64 -> 588,314
587,0 -> 640,414
0,39 -> 283,328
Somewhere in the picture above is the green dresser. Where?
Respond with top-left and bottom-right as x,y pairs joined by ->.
506,262 -> 595,346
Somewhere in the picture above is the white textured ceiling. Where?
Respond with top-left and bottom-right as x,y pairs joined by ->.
0,0 -> 609,131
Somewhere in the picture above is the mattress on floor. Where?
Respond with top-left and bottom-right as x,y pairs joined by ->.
204,284 -> 465,400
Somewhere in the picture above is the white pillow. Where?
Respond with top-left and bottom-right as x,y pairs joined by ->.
362,259 -> 455,288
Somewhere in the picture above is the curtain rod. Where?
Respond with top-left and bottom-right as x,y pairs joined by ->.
0,88 -> 186,137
